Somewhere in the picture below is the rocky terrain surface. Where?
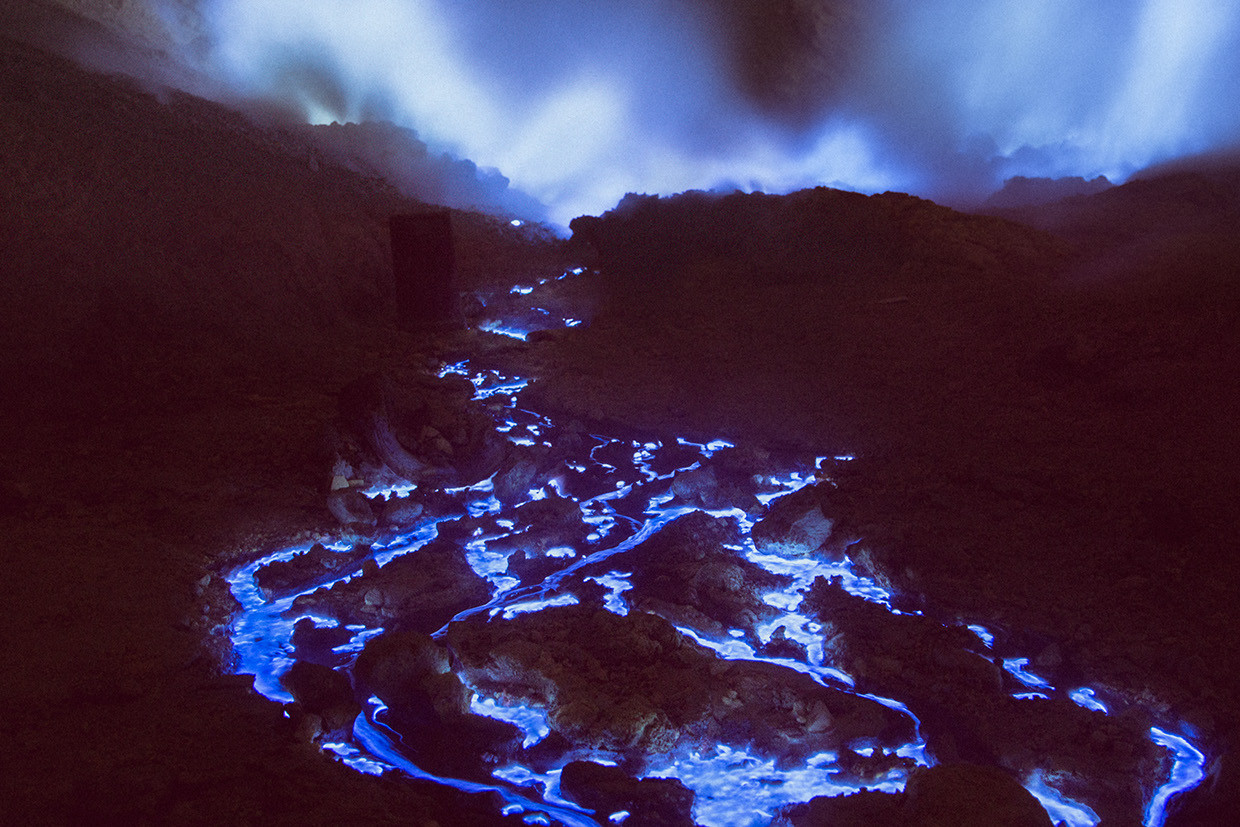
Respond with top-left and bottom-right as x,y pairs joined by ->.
0,14 -> 565,824
4,4 -> 1240,825
528,175 -> 1240,824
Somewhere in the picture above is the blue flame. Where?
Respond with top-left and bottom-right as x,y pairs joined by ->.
967,624 -> 995,648
1025,770 -> 1101,827
646,745 -> 909,827
1145,727 -> 1207,827
470,694 -> 551,748
353,706 -> 598,827
226,267 -> 1211,826
1069,687 -> 1109,714
1003,657 -> 1054,691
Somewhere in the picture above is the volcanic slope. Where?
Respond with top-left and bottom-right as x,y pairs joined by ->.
0,22 -> 565,826
530,182 -> 1240,824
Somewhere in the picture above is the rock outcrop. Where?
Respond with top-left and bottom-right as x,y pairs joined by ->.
779,763 -> 1053,827
444,604 -> 914,769
291,538 -> 491,633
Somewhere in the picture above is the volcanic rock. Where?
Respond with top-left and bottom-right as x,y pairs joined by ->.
326,486 -> 378,529
778,763 -> 1052,826
778,788 -> 903,826
756,625 -> 808,661
444,604 -> 913,764
558,761 -> 695,827
336,371 -> 508,489
492,445 -> 549,506
670,464 -> 722,507
353,631 -> 523,778
512,491 -> 584,532
644,440 -> 707,477
503,549 -> 574,586
353,631 -> 468,720
805,577 -> 1000,701
903,764 -> 1053,827
254,542 -> 372,598
281,660 -> 360,741
666,451 -> 767,515
291,538 -> 491,632
290,617 -> 356,668
376,493 -> 425,531
751,484 -> 835,557
498,492 -> 591,555
590,510 -> 792,637
802,577 -> 1165,823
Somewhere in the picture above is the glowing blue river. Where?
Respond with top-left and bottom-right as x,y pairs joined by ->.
227,269 -> 1206,826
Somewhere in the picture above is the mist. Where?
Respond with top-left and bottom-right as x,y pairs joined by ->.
189,0 -> 1240,225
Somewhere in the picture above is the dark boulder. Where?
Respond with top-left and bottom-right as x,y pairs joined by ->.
780,764 -> 1053,827
290,617 -> 356,668
492,445 -> 548,506
255,542 -> 372,599
903,764 -> 1052,827
291,538 -> 492,633
336,371 -> 508,489
353,631 -> 523,778
751,484 -> 835,558
597,510 -> 791,638
377,493 -> 425,531
559,761 -> 695,826
353,631 -> 468,721
281,660 -> 360,741
779,789 -> 902,826
326,486 -> 377,529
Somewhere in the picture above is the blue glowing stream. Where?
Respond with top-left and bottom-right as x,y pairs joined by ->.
227,269 -> 1207,827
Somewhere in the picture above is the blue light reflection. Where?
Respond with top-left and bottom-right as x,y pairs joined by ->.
227,270 -> 1209,827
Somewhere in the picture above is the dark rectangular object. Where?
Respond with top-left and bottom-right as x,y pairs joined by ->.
389,211 -> 456,328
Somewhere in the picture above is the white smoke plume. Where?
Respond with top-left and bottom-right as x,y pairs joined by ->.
174,0 -> 1240,224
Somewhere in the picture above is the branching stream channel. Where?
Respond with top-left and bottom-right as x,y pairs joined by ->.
227,268 -> 1206,827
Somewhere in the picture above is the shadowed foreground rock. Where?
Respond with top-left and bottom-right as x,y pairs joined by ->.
332,371 -> 510,493
559,761 -> 695,826
802,576 -> 1163,824
779,763 -> 1052,827
390,211 -> 458,329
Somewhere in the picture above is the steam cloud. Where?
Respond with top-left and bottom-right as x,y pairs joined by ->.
192,0 -> 1240,225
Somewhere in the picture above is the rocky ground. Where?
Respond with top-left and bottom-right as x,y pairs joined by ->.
526,179 -> 1240,824
0,17 -> 566,825
4,5 -> 1240,825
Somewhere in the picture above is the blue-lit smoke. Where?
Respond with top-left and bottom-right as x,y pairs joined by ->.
196,0 -> 893,224
194,0 -> 1240,221
880,0 -> 1240,200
